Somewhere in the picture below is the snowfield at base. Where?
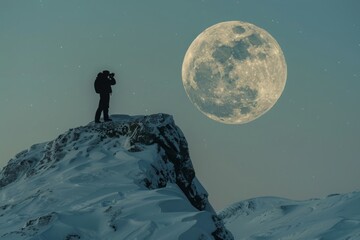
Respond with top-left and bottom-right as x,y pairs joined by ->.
0,114 -> 232,240
220,192 -> 360,239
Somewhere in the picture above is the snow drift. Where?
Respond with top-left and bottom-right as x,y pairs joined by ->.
0,114 -> 233,240
220,192 -> 360,239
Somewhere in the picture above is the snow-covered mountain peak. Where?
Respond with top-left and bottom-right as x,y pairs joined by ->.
0,113 -> 233,240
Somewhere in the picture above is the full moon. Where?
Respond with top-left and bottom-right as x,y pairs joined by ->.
182,21 -> 287,124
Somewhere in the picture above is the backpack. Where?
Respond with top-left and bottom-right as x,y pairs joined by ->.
94,78 -> 102,94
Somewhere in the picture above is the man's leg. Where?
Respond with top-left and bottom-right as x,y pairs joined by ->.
103,94 -> 111,121
95,96 -> 103,123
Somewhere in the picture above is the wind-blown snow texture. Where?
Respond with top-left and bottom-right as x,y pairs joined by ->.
0,114 -> 233,240
220,192 -> 360,239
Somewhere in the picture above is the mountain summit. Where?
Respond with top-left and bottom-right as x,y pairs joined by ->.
0,114 -> 233,240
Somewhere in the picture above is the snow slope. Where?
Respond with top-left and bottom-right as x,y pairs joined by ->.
0,114 -> 233,240
219,192 -> 360,240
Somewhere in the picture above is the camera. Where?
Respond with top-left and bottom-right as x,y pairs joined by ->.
109,73 -> 115,78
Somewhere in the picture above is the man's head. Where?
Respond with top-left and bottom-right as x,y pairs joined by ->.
102,70 -> 114,78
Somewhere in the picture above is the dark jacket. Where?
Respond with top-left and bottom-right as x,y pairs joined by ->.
94,75 -> 116,94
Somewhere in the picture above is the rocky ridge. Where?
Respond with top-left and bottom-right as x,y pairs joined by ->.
0,113 -> 233,240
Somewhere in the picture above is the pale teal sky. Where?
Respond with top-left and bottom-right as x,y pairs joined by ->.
1,0 -> 359,210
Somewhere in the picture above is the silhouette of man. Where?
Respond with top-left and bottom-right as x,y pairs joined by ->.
94,70 -> 116,123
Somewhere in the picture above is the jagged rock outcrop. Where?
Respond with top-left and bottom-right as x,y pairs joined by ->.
0,114 -> 233,240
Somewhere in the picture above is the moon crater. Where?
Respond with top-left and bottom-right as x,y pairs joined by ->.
182,21 -> 287,124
